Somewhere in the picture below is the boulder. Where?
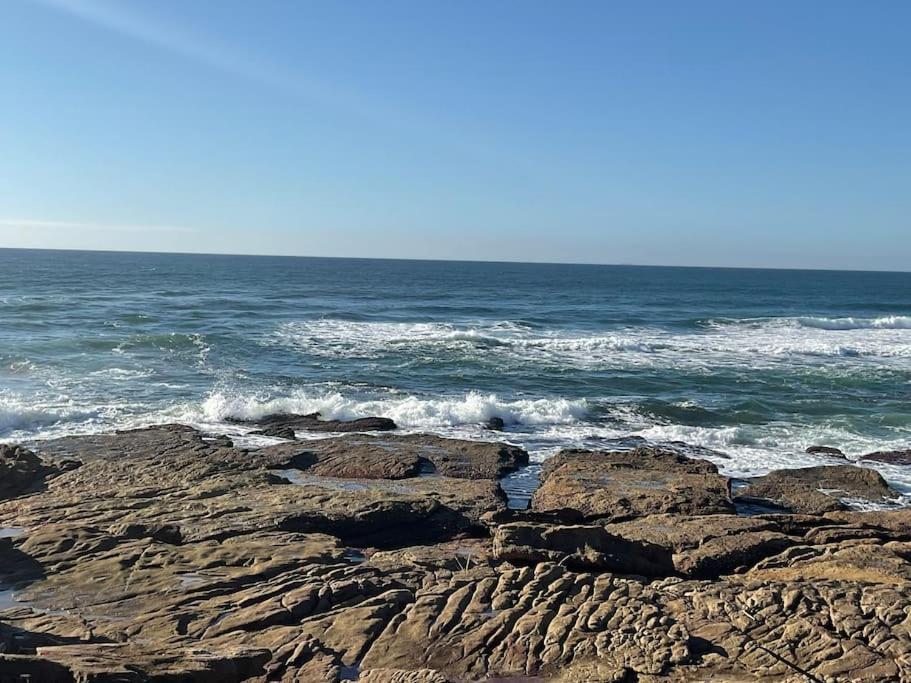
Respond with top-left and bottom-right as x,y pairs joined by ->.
484,417 -> 505,431
0,445 -> 55,500
229,412 -> 396,433
806,445 -> 846,457
532,447 -> 733,522
738,465 -> 897,514
860,448 -> 911,465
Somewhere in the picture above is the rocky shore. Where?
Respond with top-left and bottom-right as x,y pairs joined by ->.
0,415 -> 909,681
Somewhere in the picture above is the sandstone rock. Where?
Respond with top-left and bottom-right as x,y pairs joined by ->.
3,426 -> 911,682
750,541 -> 911,585
230,411 -> 397,433
0,643 -> 270,682
493,522 -> 674,576
257,433 -> 529,480
0,445 -> 56,500
606,514 -> 792,578
360,669 -> 453,683
532,447 -> 733,522
739,464 -> 897,514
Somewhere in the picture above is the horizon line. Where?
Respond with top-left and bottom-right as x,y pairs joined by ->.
0,245 -> 908,275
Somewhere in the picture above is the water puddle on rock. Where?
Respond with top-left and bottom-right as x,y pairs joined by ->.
343,549 -> 367,564
273,470 -> 416,495
0,587 -> 19,610
499,464 -> 541,510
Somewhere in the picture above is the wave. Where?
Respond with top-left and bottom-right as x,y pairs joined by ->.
708,315 -> 911,332
270,317 -> 911,369
797,316 -> 911,331
200,389 -> 588,429
0,395 -> 99,435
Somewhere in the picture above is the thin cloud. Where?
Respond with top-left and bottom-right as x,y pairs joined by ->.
29,0 -> 506,169
32,0 -> 385,119
0,219 -> 198,234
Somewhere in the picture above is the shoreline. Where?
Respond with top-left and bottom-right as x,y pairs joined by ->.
1,415 -> 910,680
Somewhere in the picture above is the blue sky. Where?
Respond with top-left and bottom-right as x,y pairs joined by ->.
1,0 -> 908,269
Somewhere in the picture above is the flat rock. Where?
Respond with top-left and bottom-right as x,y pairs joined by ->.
230,411 -> 397,433
606,514 -> 793,578
0,643 -> 271,681
739,464 -> 897,514
256,433 -> 529,480
11,426 -> 507,548
532,447 -> 733,522
493,522 -> 674,576
2,426 -> 911,682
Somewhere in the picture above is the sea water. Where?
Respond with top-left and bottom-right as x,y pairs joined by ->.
1,249 -> 909,501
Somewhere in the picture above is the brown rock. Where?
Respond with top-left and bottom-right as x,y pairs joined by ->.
532,447 -> 733,522
3,426 -> 911,682
607,514 -> 793,578
0,644 -> 270,682
739,464 -> 897,514
250,425 -> 296,439
0,444 -> 56,500
230,411 -> 396,433
493,522 -> 674,576
861,448 -> 911,465
806,445 -> 846,457
256,433 -> 528,480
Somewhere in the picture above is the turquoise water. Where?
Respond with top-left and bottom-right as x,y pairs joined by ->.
1,249 -> 909,498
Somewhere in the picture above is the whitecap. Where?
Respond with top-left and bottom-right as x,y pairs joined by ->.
198,389 -> 588,429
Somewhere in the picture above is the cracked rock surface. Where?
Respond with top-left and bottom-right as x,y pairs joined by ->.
0,425 -> 909,681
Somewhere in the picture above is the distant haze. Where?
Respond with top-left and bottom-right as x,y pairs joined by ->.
1,1 -> 909,270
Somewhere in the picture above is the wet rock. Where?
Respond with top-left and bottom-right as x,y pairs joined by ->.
493,522 -> 674,576
861,448 -> 911,465
484,416 -> 505,431
806,445 -> 846,457
230,411 -> 397,433
532,447 -> 733,522
738,464 -> 897,514
257,433 -> 529,480
250,425 -> 296,439
0,445 -> 56,500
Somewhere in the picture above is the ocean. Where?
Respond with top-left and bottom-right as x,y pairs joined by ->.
2,248 -> 910,504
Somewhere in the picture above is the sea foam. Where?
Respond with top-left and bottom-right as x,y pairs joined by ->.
200,389 -> 588,429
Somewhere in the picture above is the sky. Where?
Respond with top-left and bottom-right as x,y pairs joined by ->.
1,0 -> 909,270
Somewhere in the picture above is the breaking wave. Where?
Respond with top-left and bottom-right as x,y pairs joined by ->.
200,389 -> 588,429
796,316 -> 911,330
